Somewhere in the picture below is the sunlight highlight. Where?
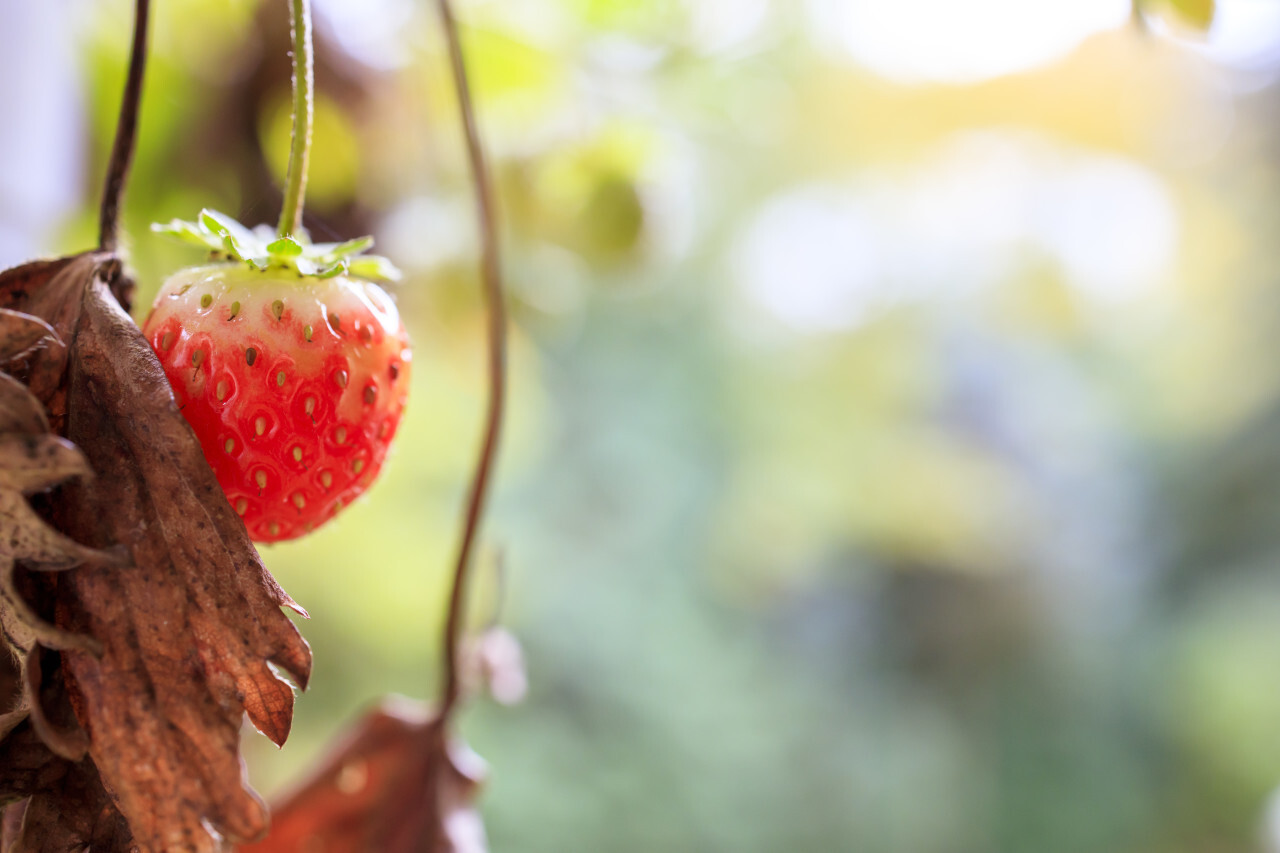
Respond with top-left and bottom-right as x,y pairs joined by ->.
734,131 -> 1179,333
805,0 -> 1130,84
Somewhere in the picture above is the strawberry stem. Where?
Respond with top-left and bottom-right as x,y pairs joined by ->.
277,0 -> 314,239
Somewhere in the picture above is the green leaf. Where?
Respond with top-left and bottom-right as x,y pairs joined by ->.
152,210 -> 400,282
313,236 -> 373,261
267,237 -> 304,257
220,233 -> 245,261
151,220 -> 221,251
201,209 -> 263,253
348,256 -> 402,282
315,260 -> 349,279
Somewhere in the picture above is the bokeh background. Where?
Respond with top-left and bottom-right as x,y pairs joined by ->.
4,0 -> 1280,850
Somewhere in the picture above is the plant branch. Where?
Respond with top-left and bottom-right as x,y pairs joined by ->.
278,0 -> 314,238
98,0 -> 151,253
434,0 -> 508,724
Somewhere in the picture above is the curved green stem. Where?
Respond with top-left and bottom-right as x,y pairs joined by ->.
277,0 -> 314,238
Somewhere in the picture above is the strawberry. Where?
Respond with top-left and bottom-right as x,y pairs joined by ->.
143,210 -> 410,543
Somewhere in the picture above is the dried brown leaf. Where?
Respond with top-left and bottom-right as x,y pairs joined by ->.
0,310 -> 57,365
0,320 -> 115,660
0,717 -> 63,809
241,698 -> 489,853
1,254 -> 91,431
0,564 -> 100,660
5,750 -> 134,853
25,643 -> 90,762
52,265 -> 311,851
0,252 -> 312,852
0,434 -> 90,494
0,652 -> 132,853
0,374 -> 48,436
0,258 -> 77,313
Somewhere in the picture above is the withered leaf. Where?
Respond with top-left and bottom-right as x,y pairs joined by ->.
0,374 -> 49,436
0,434 -> 90,494
0,310 -> 57,365
25,642 -> 90,762
2,743 -> 135,853
0,315 -> 115,660
241,698 -> 488,853
0,253 -> 312,852
0,257 -> 77,313
3,254 -> 94,429
0,716 -> 63,809
0,617 -> 113,850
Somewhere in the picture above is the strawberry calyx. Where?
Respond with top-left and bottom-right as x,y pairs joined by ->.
152,209 -> 401,282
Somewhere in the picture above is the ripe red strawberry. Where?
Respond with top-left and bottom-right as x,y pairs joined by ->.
143,211 -> 410,543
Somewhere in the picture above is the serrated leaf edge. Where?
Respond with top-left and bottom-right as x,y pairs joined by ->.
152,209 -> 401,282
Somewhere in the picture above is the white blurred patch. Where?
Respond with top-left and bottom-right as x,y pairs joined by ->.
1262,784 -> 1280,853
689,0 -> 772,55
315,0 -> 417,70
735,189 -> 883,331
1188,0 -> 1280,74
0,0 -> 83,265
805,0 -> 1129,84
1032,156 -> 1177,303
732,131 -> 1179,332
379,196 -> 474,271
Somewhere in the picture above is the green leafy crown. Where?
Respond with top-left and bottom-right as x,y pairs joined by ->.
152,209 -> 401,281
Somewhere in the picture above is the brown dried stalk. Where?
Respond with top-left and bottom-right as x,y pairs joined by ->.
434,0 -> 508,726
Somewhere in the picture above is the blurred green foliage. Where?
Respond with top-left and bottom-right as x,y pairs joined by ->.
24,0 -> 1280,850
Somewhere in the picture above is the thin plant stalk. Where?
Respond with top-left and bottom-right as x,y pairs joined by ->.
278,0 -> 314,238
434,0 -> 509,723
98,0 -> 151,253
